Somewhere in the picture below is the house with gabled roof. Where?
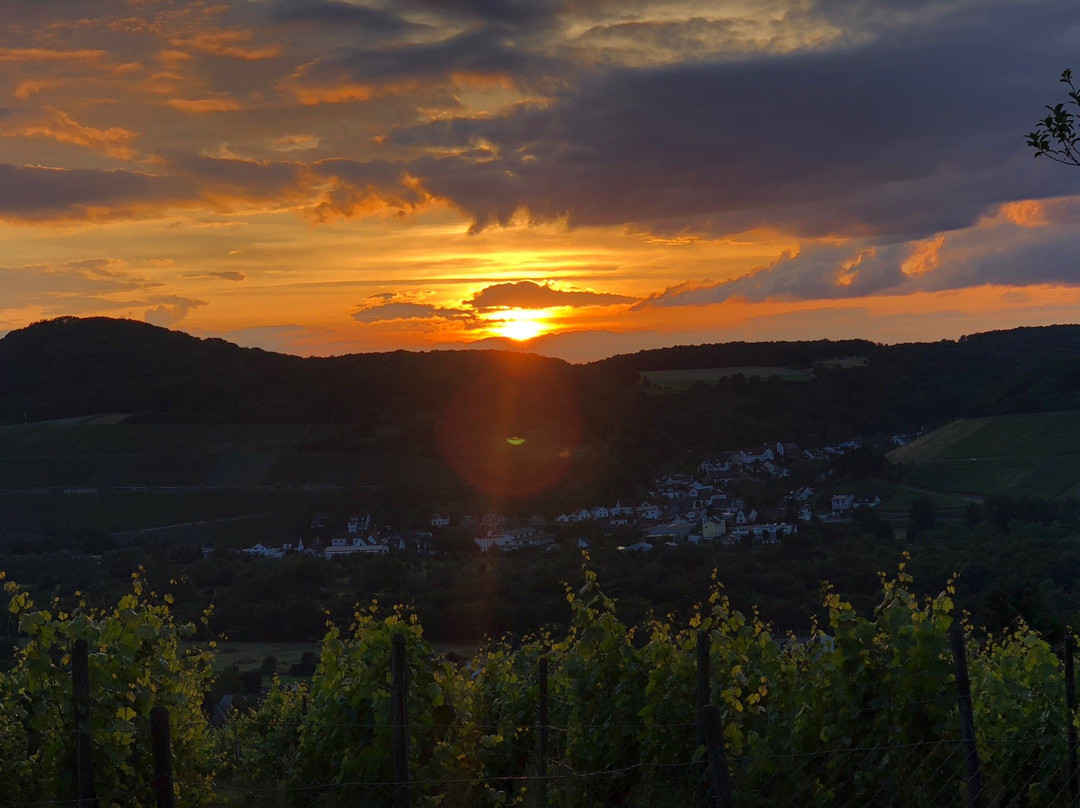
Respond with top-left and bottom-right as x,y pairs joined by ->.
831,494 -> 855,512
637,502 -> 661,520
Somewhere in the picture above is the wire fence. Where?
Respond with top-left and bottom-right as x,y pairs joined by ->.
5,631 -> 1080,808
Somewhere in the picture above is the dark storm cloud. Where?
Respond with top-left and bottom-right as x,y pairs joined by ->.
638,216 -> 1080,308
411,0 -> 563,24
288,23 -> 559,92
0,152 -> 318,222
638,244 -> 911,308
158,149 -> 310,199
917,226 -> 1080,293
268,0 -> 420,31
805,0 -> 993,30
144,295 -> 208,327
467,280 -> 634,310
351,300 -> 478,325
185,271 -> 246,281
384,0 -> 1080,239
0,163 -> 191,221
310,157 -> 426,214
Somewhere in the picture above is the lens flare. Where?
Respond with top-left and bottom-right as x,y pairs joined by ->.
437,354 -> 581,498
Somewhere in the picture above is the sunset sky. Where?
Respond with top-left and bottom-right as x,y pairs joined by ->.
3,0 -> 1080,361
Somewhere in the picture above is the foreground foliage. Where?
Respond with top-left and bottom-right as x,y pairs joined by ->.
0,560 -> 1077,807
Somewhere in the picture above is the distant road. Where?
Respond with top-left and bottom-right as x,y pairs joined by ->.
110,512 -> 275,538
884,481 -> 987,504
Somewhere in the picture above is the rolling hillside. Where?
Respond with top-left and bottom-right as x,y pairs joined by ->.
6,317 -> 1080,535
888,410 -> 1080,499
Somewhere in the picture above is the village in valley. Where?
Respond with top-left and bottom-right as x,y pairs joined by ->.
240,436 -> 903,561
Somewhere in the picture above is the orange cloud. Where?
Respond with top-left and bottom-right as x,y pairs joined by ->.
283,71 -> 514,107
268,134 -> 321,152
3,109 -> 137,160
167,96 -> 244,113
286,80 -> 373,106
900,234 -> 945,276
156,50 -> 194,66
170,29 -> 283,61
140,71 -> 189,95
998,199 -> 1048,228
14,79 -> 69,99
0,48 -> 106,63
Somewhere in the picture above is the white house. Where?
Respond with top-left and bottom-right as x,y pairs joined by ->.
725,526 -> 752,545
831,494 -> 855,512
646,523 -> 693,542
701,518 -> 726,541
476,527 -> 556,552
506,526 -> 556,549
620,541 -> 654,553
637,502 -> 661,520
735,508 -> 758,525
751,523 -> 795,544
243,543 -> 283,559
590,505 -> 610,519
430,513 -> 451,528
324,536 -> 388,557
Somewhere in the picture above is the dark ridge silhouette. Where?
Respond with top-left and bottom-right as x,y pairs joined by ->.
3,318 -> 1080,480
592,338 -> 878,372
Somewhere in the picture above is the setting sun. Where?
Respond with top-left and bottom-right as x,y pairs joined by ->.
487,309 -> 554,341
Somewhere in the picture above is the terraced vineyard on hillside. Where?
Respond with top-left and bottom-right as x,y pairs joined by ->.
0,420 -> 444,538
888,410 -> 1080,499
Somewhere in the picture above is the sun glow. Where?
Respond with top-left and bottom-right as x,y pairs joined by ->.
486,308 -> 554,341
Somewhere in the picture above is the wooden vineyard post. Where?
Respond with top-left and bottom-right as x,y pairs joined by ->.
391,632 -> 412,808
538,655 -> 550,801
697,630 -> 711,738
1067,635 -> 1078,807
72,638 -> 98,808
696,630 -> 712,803
699,704 -> 734,808
949,625 -> 984,808
150,706 -> 176,808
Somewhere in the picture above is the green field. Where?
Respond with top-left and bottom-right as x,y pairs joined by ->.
887,410 -> 1080,499
208,641 -> 319,672
867,481 -> 973,512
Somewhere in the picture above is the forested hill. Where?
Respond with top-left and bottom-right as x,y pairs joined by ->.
0,316 -> 585,424
593,338 -> 877,372
4,317 -> 1080,469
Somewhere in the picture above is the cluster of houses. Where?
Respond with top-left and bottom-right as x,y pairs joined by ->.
242,438 -> 886,560
242,511 -> 430,560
